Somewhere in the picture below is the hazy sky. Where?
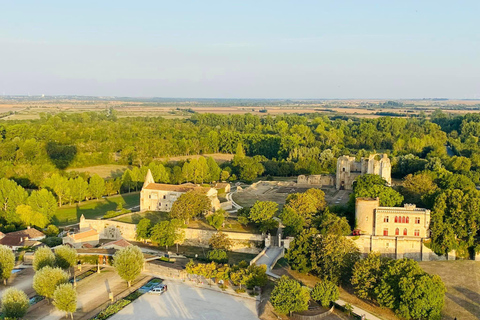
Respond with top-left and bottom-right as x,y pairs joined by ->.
1,1 -> 479,99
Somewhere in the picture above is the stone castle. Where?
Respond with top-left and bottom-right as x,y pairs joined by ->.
349,197 -> 447,261
297,153 -> 392,190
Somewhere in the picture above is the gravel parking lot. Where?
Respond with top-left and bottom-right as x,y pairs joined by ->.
110,279 -> 258,320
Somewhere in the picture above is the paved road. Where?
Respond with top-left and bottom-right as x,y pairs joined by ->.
110,279 -> 258,320
335,299 -> 382,320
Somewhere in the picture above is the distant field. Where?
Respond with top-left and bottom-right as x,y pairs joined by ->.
419,260 -> 480,320
0,98 -> 479,121
53,192 -> 140,226
66,164 -> 132,179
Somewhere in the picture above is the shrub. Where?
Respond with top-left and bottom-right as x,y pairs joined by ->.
1,287 -> 29,319
206,249 -> 228,263
310,279 -> 339,307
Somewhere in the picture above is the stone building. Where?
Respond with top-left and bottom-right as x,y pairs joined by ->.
297,174 -> 335,187
349,197 -> 445,261
140,169 -> 221,212
63,226 -> 100,248
336,154 -> 391,190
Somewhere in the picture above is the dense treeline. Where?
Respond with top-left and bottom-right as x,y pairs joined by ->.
0,110 -> 453,189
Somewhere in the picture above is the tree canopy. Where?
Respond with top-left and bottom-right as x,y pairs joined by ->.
113,245 -> 145,287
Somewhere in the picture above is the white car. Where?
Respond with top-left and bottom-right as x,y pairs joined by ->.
148,284 -> 167,294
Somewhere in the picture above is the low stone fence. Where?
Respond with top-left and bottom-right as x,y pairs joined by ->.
291,306 -> 335,320
250,247 -> 268,266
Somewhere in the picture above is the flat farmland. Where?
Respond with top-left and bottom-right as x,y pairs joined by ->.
66,164 -> 132,179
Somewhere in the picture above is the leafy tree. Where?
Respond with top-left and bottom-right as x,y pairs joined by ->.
28,188 -> 57,220
53,283 -> 77,319
169,190 -> 210,224
249,201 -> 278,223
402,172 -> 437,207
351,252 -> 390,300
206,212 -> 224,230
206,249 -> 228,263
136,218 -> 151,242
279,207 -> 306,236
283,188 -> 327,230
16,204 -> 49,228
0,245 -> 15,285
430,188 -> 480,255
310,279 -> 339,307
43,173 -> 69,206
270,276 -> 310,315
113,245 -> 145,287
375,258 -> 445,319
121,169 -> 134,193
89,174 -> 105,199
44,224 -> 60,237
54,245 -> 77,270
311,235 -> 360,284
351,174 -> 403,207
285,228 -> 318,273
244,264 -> 268,288
209,232 -> 232,251
33,266 -> 69,300
316,210 -> 351,236
33,247 -> 56,271
1,287 -> 29,319
150,219 -> 184,251
0,178 -> 29,224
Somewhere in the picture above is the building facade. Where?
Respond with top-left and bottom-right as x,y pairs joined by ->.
350,197 -> 442,261
336,154 -> 391,190
140,169 -> 221,212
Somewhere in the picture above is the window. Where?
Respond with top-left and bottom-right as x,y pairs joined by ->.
403,228 -> 408,236
414,229 -> 420,236
384,216 -> 389,223
383,228 -> 388,236
415,217 -> 420,224
402,216 -> 406,223
395,216 -> 398,223
386,242 -> 390,248
395,228 -> 399,235
406,217 -> 409,223
342,168 -> 345,172
163,195 -> 166,199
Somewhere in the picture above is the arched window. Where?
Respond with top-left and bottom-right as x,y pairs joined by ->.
403,228 -> 408,236
406,217 -> 409,223
395,228 -> 399,236
395,216 -> 398,223
402,216 -> 406,223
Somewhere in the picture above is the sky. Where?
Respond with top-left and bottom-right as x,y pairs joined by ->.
0,1 -> 479,99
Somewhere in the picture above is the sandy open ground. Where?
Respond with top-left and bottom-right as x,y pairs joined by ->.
110,279 -> 259,320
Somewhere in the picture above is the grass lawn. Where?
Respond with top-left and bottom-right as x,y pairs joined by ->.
419,260 -> 480,320
114,211 -> 169,225
53,192 -> 140,226
66,164 -> 132,179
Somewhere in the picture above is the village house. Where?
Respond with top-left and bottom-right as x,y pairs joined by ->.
62,226 -> 100,248
140,169 -> 221,212
0,227 -> 46,251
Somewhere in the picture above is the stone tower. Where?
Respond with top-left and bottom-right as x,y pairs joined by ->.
355,197 -> 380,235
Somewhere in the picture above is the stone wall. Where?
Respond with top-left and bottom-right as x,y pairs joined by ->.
349,235 -> 446,261
80,218 -> 263,254
297,174 -> 335,187
183,228 -> 263,254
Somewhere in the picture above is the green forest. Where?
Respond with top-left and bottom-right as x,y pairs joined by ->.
0,109 -> 479,258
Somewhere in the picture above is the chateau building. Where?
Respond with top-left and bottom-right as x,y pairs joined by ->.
140,169 -> 221,212
350,197 -> 439,261
355,197 -> 430,238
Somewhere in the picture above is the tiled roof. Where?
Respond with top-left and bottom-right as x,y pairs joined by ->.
70,228 -> 99,240
0,228 -> 46,247
4,228 -> 45,239
101,239 -> 131,248
143,183 -> 210,193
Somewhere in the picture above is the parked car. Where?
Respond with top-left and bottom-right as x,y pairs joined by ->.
149,284 -> 167,294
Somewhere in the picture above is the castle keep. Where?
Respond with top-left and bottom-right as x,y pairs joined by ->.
336,154 -> 391,190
